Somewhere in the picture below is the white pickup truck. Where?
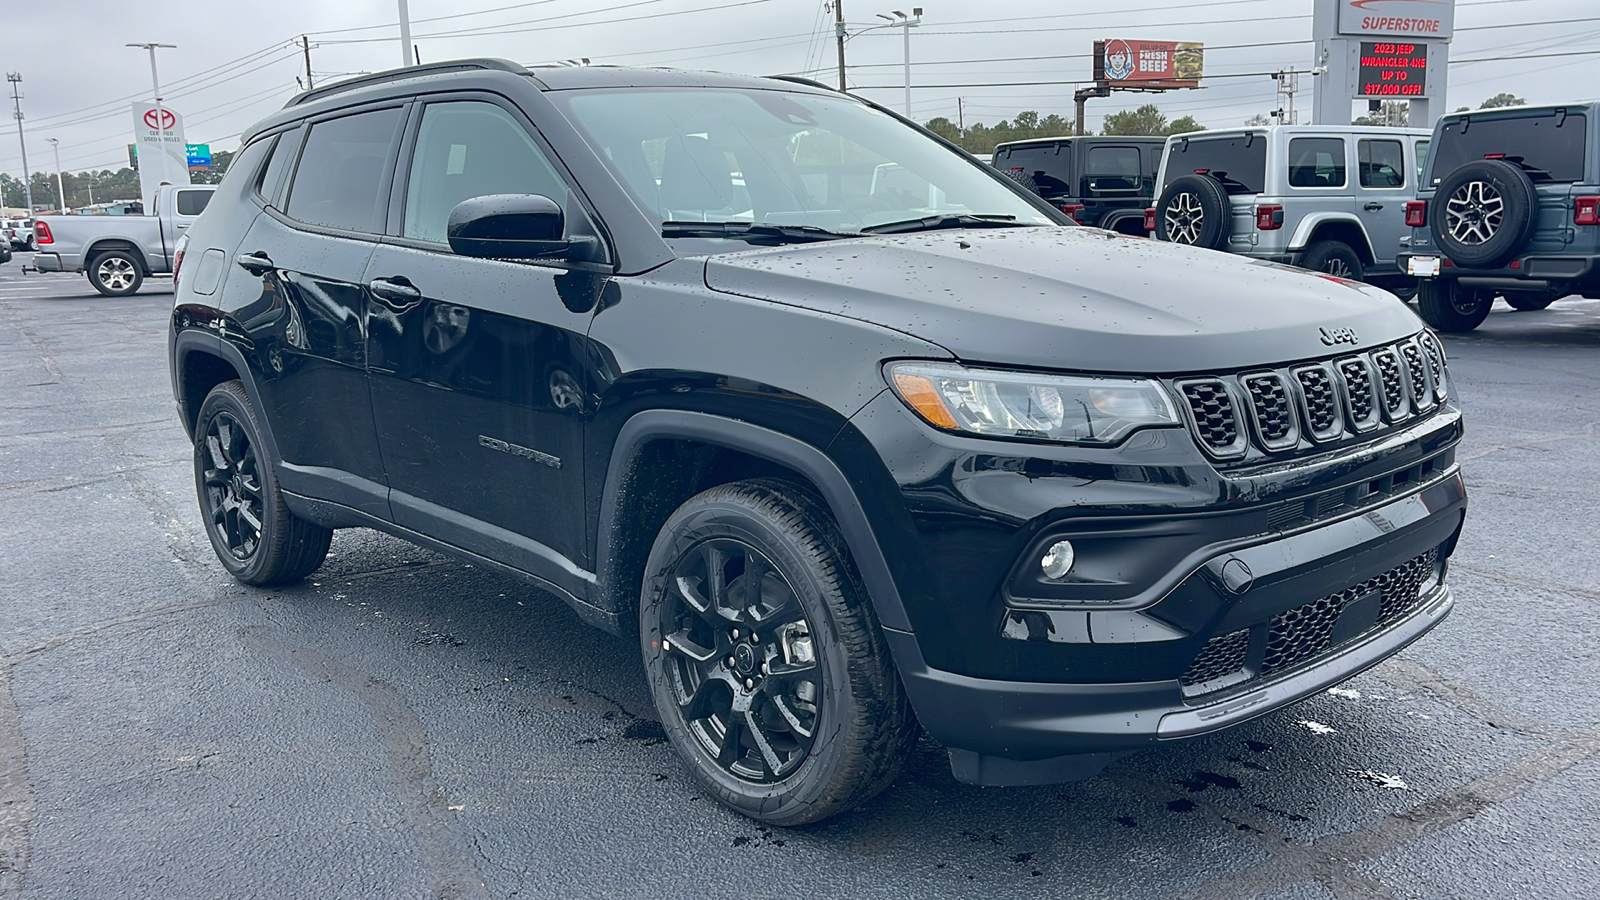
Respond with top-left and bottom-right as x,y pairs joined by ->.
33,184 -> 216,296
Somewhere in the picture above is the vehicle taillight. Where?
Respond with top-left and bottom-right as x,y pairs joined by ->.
33,220 -> 52,244
1405,200 -> 1427,228
1059,202 -> 1083,222
1143,207 -> 1156,232
1575,196 -> 1600,226
173,234 -> 188,283
1255,204 -> 1284,230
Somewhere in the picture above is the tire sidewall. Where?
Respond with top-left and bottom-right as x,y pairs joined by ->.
1300,240 -> 1365,281
193,382 -> 284,583
639,492 -> 859,822
91,251 -> 144,297
1430,160 -> 1536,268
1416,279 -> 1492,332
1155,175 -> 1230,250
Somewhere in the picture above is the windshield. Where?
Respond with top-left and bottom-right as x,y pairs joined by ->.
550,86 -> 1056,237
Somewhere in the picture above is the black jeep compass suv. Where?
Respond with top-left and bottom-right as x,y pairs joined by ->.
169,59 -> 1467,825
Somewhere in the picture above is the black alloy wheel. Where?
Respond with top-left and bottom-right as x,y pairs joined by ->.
1416,279 -> 1492,332
640,480 -> 917,826
194,381 -> 332,585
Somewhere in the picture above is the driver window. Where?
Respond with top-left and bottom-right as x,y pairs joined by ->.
403,101 -> 568,243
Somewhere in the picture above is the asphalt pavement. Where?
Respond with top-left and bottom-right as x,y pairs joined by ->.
1,255 -> 1597,900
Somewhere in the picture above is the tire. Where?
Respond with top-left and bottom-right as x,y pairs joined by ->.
1416,279 -> 1492,332
89,250 -> 144,297
1298,240 -> 1366,281
1154,174 -> 1231,250
1504,292 -> 1556,311
1001,166 -> 1041,195
193,381 -> 332,585
1430,160 -> 1537,268
639,479 -> 917,826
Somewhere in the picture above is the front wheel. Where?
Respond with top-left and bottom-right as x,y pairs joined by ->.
1416,279 -> 1492,332
194,381 -> 332,585
89,250 -> 144,297
640,479 -> 917,826
1504,292 -> 1556,311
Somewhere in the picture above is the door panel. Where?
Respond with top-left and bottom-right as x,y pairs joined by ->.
1356,138 -> 1410,270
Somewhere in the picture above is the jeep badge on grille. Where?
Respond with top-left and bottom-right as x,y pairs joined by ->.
1319,326 -> 1358,346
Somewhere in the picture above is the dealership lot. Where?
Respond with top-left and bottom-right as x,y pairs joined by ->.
1,263 -> 1597,899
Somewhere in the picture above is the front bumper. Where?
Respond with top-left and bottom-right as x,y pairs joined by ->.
889,470 -> 1465,785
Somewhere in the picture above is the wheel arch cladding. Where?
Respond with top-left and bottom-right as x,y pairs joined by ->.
87,239 -> 151,274
1306,219 -> 1375,265
593,410 -> 914,641
171,331 -> 282,464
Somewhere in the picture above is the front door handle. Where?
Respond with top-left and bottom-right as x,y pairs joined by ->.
369,276 -> 423,308
234,251 -> 274,276
1363,202 -> 1384,212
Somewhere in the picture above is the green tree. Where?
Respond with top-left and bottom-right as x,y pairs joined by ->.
1481,92 -> 1526,109
923,110 -> 1076,155
1166,115 -> 1205,135
1101,104 -> 1168,136
1244,113 -> 1273,126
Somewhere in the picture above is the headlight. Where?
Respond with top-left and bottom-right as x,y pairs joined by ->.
885,361 -> 1180,445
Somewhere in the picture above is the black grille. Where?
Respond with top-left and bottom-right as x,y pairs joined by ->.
1181,380 -> 1242,452
1402,343 -> 1434,410
1294,366 -> 1339,437
1181,629 -> 1250,688
1337,357 -> 1378,430
1243,374 -> 1295,445
1373,350 -> 1407,418
1261,550 -> 1438,677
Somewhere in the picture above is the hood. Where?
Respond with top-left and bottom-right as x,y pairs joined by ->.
703,227 -> 1424,374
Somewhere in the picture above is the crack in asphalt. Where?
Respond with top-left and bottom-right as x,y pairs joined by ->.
0,669 -> 34,900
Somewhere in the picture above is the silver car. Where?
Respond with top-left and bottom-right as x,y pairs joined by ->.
1151,125 -> 1429,295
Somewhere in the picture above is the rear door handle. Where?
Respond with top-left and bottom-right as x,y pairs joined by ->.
369,276 -> 423,308
1363,202 -> 1384,212
234,251 -> 274,276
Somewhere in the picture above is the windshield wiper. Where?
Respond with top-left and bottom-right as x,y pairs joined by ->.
660,221 -> 858,244
861,214 -> 1031,235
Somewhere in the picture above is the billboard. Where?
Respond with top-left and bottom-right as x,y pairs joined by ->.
1095,40 -> 1203,87
130,103 -> 192,208
129,142 -> 213,167
1339,0 -> 1454,39
1358,41 -> 1428,97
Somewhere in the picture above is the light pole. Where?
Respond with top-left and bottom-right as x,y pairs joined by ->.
876,8 -> 921,117
46,138 -> 65,212
6,73 -> 32,213
127,43 -> 176,207
398,0 -> 414,68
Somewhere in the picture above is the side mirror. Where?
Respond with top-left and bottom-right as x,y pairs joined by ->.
447,193 -> 570,259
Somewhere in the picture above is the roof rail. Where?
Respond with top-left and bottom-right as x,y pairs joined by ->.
287,58 -> 527,107
765,74 -> 838,92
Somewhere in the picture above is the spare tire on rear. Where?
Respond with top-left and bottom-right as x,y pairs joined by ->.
1155,174 -> 1231,250
1430,159 -> 1537,268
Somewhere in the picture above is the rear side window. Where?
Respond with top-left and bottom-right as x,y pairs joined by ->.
175,190 -> 212,216
1431,111 -> 1587,184
1288,138 -> 1347,188
999,144 -> 1071,196
286,108 -> 404,233
1358,139 -> 1405,188
255,130 -> 301,206
402,101 -> 569,244
1083,146 -> 1142,194
1415,139 -> 1430,183
213,137 -> 271,199
1164,135 -> 1267,194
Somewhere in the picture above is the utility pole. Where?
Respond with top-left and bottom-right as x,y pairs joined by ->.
834,1 -> 847,92
1271,70 -> 1304,125
301,36 -> 314,89
398,0 -> 415,68
6,74 -> 32,213
957,96 -> 964,131
46,138 -> 65,212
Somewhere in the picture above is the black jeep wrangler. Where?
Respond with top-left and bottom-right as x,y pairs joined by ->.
1400,101 -> 1600,331
169,60 -> 1466,825
991,135 -> 1164,233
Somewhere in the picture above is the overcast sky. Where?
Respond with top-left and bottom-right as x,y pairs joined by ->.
0,0 -> 1594,178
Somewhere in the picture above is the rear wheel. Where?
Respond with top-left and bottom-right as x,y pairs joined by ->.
1299,240 -> 1365,281
640,479 -> 916,825
194,381 -> 332,585
1416,279 -> 1492,332
89,250 -> 144,297
1504,292 -> 1556,311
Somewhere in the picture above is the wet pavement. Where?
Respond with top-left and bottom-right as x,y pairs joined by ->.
1,258 -> 1597,899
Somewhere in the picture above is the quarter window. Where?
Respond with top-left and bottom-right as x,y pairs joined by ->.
1083,146 -> 1142,194
175,190 -> 212,216
1415,139 -> 1430,184
255,129 -> 301,206
402,101 -> 569,244
285,108 -> 404,233
1287,138 -> 1347,188
1358,139 -> 1405,188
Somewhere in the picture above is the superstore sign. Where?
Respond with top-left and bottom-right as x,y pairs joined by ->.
1358,41 -> 1427,97
1338,0 -> 1455,39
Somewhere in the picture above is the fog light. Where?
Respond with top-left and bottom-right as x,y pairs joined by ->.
1040,540 -> 1076,580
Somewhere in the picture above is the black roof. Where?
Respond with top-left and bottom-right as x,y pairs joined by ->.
995,135 -> 1167,150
